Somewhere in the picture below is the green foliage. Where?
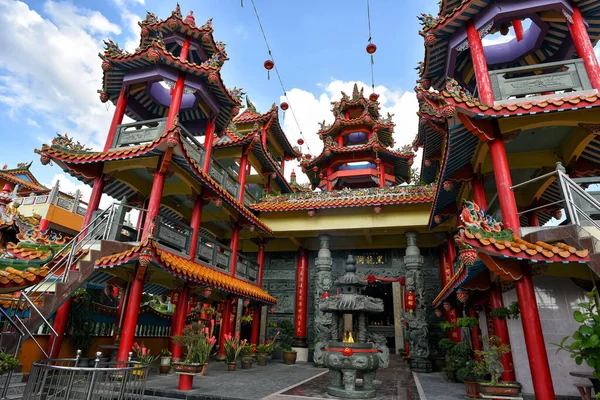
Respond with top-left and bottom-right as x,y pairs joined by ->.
267,321 -> 278,328
456,317 -> 478,329
240,315 -> 253,324
223,334 -> 247,364
445,342 -> 474,380
278,320 -> 296,352
0,352 -> 19,375
66,289 -> 95,354
489,302 -> 520,320
440,321 -> 457,332
132,342 -> 159,365
554,289 -> 600,379
240,344 -> 254,356
457,359 -> 483,382
474,335 -> 511,384
160,349 -> 171,357
438,338 -> 456,353
172,323 -> 216,364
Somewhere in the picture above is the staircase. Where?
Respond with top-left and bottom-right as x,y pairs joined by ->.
0,203 -> 141,361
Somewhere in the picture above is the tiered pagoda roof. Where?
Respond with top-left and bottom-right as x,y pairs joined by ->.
299,84 -> 415,188
215,97 -> 301,193
0,163 -> 47,194
99,5 -> 242,133
417,0 -> 600,92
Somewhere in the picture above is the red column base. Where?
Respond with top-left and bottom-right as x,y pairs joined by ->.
178,374 -> 194,390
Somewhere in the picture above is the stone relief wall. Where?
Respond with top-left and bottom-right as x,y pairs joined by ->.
262,247 -> 441,346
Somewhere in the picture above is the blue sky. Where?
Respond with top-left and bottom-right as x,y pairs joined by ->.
0,0 -> 438,197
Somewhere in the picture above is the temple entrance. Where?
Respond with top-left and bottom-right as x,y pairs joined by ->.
364,282 -> 397,352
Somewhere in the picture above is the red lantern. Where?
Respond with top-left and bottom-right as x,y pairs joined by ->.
101,61 -> 113,72
456,289 -> 469,304
435,309 -> 443,318
441,104 -> 456,119
443,181 -> 454,192
434,215 -> 443,224
367,275 -> 376,284
243,299 -> 250,307
369,93 -> 379,101
374,206 -> 382,214
366,43 -> 377,54
424,159 -> 431,167
459,248 -> 477,266
424,33 -> 437,47
408,158 -> 414,166
269,305 -> 276,314
421,79 -> 431,90
264,59 -> 274,80
443,301 -> 452,312
280,102 -> 289,111
189,295 -> 198,308
321,291 -> 331,299
308,210 -> 316,218
139,248 -> 152,267
305,154 -> 312,160
297,138 -> 304,145
202,287 -> 212,298
40,155 -> 51,166
406,291 -> 417,314
214,198 -> 222,208
342,347 -> 353,357
99,91 -> 110,103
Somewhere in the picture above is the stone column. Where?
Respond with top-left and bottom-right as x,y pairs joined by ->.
392,282 -> 404,354
314,235 -> 333,341
403,232 -> 432,372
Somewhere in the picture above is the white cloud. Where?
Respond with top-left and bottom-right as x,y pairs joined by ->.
121,10 -> 142,53
235,26 -> 248,40
26,118 -> 40,127
0,0 -> 121,150
482,33 -> 515,46
280,80 -> 420,184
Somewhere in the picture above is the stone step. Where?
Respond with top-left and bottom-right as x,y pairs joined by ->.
1,382 -> 26,397
0,372 -> 24,386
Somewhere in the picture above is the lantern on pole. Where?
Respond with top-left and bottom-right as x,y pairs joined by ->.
170,289 -> 181,305
202,287 -> 212,298
443,301 -> 452,312
435,308 -> 443,318
189,294 -> 199,309
264,59 -> 274,80
243,299 -> 250,308
269,305 -> 276,314
406,291 -> 417,314
456,289 -> 469,304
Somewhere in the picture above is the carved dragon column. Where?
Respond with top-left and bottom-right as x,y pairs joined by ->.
313,235 -> 333,366
403,232 -> 432,373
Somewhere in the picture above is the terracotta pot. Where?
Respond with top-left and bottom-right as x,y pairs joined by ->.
478,382 -> 521,397
159,365 -> 170,374
445,369 -> 457,382
257,353 -> 268,366
172,362 -> 204,375
227,363 -> 237,371
464,381 -> 480,398
282,351 -> 297,365
433,357 -> 446,372
241,356 -> 253,369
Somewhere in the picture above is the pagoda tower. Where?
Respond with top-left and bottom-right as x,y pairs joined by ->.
300,84 -> 415,191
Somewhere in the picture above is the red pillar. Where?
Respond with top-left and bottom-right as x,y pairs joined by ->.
188,196 -> 204,260
512,20 -> 524,41
337,135 -> 344,147
202,119 -> 217,172
515,268 -> 555,398
166,37 -> 190,130
168,306 -> 178,352
172,285 -> 190,360
229,224 -> 240,276
326,166 -> 333,191
39,218 -> 49,232
379,163 -> 385,187
114,285 -> 127,338
569,7 -> 600,91
261,128 -> 268,149
466,20 -> 495,104
103,89 -> 129,152
471,175 -> 488,210
468,307 -> 482,353
250,307 -> 261,345
488,139 -> 520,231
280,158 -> 285,176
257,243 -> 266,287
294,249 -> 309,346
238,151 -> 249,204
490,285 -> 517,381
528,211 -> 540,227
116,265 -> 145,362
218,299 -> 232,356
141,171 -> 166,241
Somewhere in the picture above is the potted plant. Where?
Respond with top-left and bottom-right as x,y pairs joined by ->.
257,331 -> 279,366
489,301 -> 520,320
441,339 -> 473,383
456,317 -> 478,329
224,334 -> 247,371
439,338 -> 457,381
457,359 -> 482,398
172,322 -> 217,376
555,289 -> 600,379
159,349 -> 172,374
474,335 -> 521,397
278,320 -> 297,365
132,342 -> 158,377
0,352 -> 19,375
440,321 -> 457,332
240,314 -> 253,325
240,344 -> 254,369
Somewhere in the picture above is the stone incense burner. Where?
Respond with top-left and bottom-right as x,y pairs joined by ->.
315,255 -> 389,399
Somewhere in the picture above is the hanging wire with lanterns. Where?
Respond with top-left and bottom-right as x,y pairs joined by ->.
366,0 -> 378,96
248,0 -> 314,156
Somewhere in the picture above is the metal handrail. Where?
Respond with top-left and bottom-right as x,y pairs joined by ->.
0,308 -> 22,400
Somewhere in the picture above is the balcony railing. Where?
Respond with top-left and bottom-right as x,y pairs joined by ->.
155,214 -> 192,256
489,58 -> 594,102
236,253 -> 259,283
15,193 -> 87,216
112,118 -> 168,148
195,234 -> 232,273
210,158 -> 240,199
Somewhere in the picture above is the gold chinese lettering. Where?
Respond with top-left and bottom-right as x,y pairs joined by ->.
356,256 -> 365,265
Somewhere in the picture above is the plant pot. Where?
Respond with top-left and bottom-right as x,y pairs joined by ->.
241,356 -> 253,369
257,353 -> 268,366
433,357 -> 446,372
283,351 -> 297,365
159,365 -> 170,374
133,363 -> 146,377
464,381 -> 480,398
227,363 -> 237,371
172,362 -> 204,376
478,382 -> 521,397
445,369 -> 457,382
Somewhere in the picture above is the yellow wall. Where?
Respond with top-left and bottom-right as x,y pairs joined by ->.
45,205 -> 84,231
